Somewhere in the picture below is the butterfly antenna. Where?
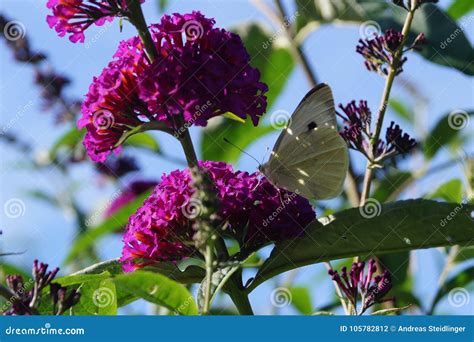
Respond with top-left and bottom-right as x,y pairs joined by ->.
223,138 -> 261,166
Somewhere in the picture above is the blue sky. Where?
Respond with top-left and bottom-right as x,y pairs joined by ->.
0,0 -> 472,314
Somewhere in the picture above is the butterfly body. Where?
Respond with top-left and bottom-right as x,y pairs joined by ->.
260,84 -> 349,200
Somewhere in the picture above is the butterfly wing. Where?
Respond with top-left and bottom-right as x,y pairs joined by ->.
273,83 -> 337,152
261,84 -> 348,200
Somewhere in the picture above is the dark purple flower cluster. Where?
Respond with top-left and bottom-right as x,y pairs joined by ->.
77,11 -> 267,162
3,260 -> 80,315
46,0 -> 145,43
338,101 -> 416,160
328,259 -> 392,314
120,161 -> 315,272
384,121 -> 417,155
95,155 -> 139,179
356,29 -> 407,75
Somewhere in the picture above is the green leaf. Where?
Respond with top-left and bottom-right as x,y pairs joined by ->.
447,0 -> 474,20
124,132 -> 160,153
72,278 -> 117,315
247,200 -> 474,292
373,171 -> 412,202
113,271 -> 198,315
70,258 -> 206,285
427,179 -> 463,203
200,22 -> 294,164
371,305 -> 411,315
55,272 -> 110,287
64,192 -> 150,264
289,287 -> 313,315
50,128 -> 85,160
429,266 -> 474,313
296,1 -> 474,75
389,98 -> 413,123
424,110 -> 473,159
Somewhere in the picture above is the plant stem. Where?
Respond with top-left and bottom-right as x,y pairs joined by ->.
214,236 -> 254,315
360,7 -> 416,204
202,242 -> 214,315
125,0 -> 157,61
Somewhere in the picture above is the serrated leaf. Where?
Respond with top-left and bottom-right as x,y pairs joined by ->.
113,271 -> 198,315
247,200 -> 474,292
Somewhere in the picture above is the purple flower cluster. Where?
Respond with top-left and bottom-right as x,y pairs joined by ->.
3,260 -> 80,316
328,259 -> 392,314
337,100 -> 416,160
120,161 -> 315,271
76,11 -> 267,162
356,29 -> 407,75
46,0 -> 145,43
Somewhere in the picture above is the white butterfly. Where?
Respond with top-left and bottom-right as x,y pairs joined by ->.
259,84 -> 349,200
